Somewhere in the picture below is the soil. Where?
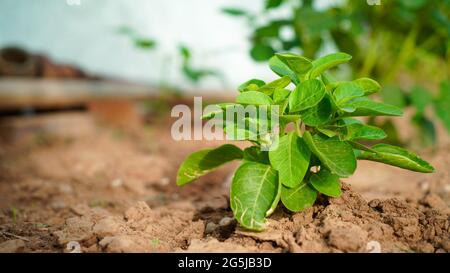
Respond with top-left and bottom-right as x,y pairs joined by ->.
0,111 -> 449,253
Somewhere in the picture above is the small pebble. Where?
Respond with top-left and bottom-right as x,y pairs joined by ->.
435,248 -> 447,253
160,177 -> 170,186
205,222 -> 217,234
219,216 -> 234,227
66,241 -> 82,253
111,179 -> 123,188
366,241 -> 382,253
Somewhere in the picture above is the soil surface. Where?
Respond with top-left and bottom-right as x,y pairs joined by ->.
0,111 -> 449,253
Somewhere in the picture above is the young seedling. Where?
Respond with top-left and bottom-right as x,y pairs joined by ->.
176,52 -> 435,231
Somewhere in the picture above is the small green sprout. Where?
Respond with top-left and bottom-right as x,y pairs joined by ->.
176,52 -> 434,231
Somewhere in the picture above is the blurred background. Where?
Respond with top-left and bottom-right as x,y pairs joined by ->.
0,0 -> 448,148
0,0 -> 449,253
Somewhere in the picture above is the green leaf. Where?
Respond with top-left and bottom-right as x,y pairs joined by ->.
269,132 -> 311,188
281,182 -> 317,212
273,88 -> 291,103
344,98 -> 403,117
243,146 -> 270,164
222,7 -> 248,16
343,123 -> 387,141
224,124 -> 259,141
238,79 -> 266,92
309,52 -> 352,79
310,169 -> 341,197
258,76 -> 291,96
357,144 -> 435,173
265,0 -> 283,9
300,96 -> 333,126
317,127 -> 338,138
289,79 -> 326,112
230,162 -> 279,231
275,53 -> 313,76
333,82 -> 365,112
303,132 -> 356,178
236,91 -> 273,105
354,78 -> 381,95
268,56 -> 300,84
135,38 -> 157,49
266,176 -> 282,217
435,81 -> 450,132
279,114 -> 301,126
251,44 -> 275,62
177,144 -> 243,186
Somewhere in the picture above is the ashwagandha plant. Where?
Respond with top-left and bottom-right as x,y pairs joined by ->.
176,52 -> 435,231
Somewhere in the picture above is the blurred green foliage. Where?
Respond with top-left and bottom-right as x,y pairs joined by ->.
118,26 -> 221,89
223,0 -> 450,148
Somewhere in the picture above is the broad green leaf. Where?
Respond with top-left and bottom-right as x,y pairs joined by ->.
344,98 -> 403,117
341,118 -> 363,125
348,141 -> 377,153
343,123 -> 386,141
358,144 -> 435,173
266,176 -> 282,217
268,56 -> 300,84
281,182 -> 317,212
238,79 -> 266,92
289,79 -> 326,112
321,73 -> 336,86
303,132 -> 356,177
309,52 -> 352,79
269,132 -> 311,188
251,43 -> 274,62
224,124 -> 258,141
434,81 -> 450,132
231,162 -> 278,231
410,85 -> 431,114
279,114 -> 301,126
354,78 -> 381,95
236,91 -> 273,105
333,82 -> 365,112
273,88 -> 291,103
275,53 -> 313,76
317,127 -> 337,138
310,169 -> 341,197
300,96 -> 333,126
243,146 -> 270,164
177,144 -> 243,186
258,76 -> 291,96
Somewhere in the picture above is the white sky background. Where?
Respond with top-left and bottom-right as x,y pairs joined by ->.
0,0 -> 333,92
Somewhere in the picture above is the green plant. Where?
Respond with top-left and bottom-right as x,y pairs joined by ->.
222,0 -> 450,148
176,52 -> 434,231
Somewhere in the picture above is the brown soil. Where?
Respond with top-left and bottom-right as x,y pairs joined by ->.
0,112 -> 449,253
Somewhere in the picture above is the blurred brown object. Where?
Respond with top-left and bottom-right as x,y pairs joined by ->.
0,47 -> 38,77
0,46 -> 91,79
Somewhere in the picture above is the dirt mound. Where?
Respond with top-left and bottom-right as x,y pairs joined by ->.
50,184 -> 449,253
